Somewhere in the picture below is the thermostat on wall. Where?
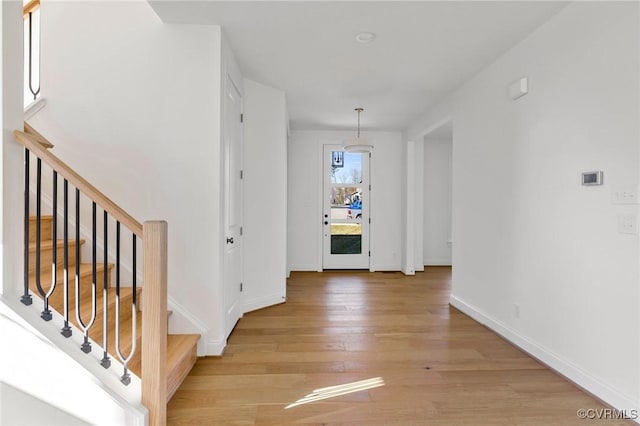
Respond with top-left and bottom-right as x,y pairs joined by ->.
582,171 -> 603,186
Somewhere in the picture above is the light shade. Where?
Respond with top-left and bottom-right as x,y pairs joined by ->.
343,138 -> 373,153
344,107 -> 373,153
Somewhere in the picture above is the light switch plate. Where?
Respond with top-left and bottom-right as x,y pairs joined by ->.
612,185 -> 639,204
618,213 -> 638,234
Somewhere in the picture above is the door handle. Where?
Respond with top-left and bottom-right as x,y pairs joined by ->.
226,237 -> 234,244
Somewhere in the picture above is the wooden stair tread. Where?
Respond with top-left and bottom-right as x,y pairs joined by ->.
167,334 -> 200,369
128,333 -> 199,402
29,215 -> 53,221
73,287 -> 140,338
166,334 -> 200,401
29,263 -> 115,300
30,262 -> 114,284
103,309 -> 143,364
29,283 -> 141,354
69,287 -> 143,374
29,238 -> 85,252
28,216 -> 54,243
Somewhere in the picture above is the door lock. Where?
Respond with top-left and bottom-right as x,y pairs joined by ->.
226,237 -> 234,244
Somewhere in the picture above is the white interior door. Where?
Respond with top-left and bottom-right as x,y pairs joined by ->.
223,74 -> 243,338
322,145 -> 370,269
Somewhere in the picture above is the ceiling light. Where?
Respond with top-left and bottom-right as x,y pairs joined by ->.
355,32 -> 376,43
343,108 -> 373,153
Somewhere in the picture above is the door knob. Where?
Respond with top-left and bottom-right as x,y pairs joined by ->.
226,237 -> 234,244
324,221 -> 328,225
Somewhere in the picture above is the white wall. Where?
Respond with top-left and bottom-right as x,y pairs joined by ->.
242,79 -> 287,312
1,0 -> 24,296
423,137 -> 452,266
405,1 -> 639,412
28,1 -> 225,352
0,298 -> 145,425
288,130 -> 402,271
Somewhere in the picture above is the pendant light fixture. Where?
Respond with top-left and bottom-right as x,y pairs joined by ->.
343,107 -> 373,153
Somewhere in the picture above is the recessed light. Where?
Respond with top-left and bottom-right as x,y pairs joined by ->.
355,32 -> 376,43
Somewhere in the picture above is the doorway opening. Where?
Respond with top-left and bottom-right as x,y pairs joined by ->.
416,121 -> 453,271
322,145 -> 370,270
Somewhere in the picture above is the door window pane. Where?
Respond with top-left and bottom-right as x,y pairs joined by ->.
329,187 -> 362,220
331,224 -> 362,254
331,152 -> 363,184
329,185 -> 363,254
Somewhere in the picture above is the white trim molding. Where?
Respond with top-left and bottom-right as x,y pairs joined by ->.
167,296 -> 209,356
243,292 -> 285,314
450,295 -> 639,418
24,97 -> 47,120
206,338 -> 226,356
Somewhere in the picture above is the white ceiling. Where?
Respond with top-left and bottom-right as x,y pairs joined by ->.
149,1 -> 569,131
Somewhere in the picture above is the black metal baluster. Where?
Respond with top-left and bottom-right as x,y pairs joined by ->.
61,179 -> 71,337
21,149 -> 32,306
115,222 -> 131,385
132,235 -> 137,311
41,171 -> 58,321
76,189 -> 89,352
92,202 -> 98,349
101,210 -> 111,369
75,191 -> 97,353
92,203 -> 97,337
121,233 -> 138,385
35,158 -> 45,304
27,11 -> 40,100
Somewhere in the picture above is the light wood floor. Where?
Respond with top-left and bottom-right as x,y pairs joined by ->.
168,268 -> 631,425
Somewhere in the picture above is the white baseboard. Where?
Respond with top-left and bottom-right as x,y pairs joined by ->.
450,295 -> 639,418
167,296 -> 209,356
424,259 -> 452,266
243,293 -> 286,314
374,264 -> 401,271
288,264 -> 320,271
206,339 -> 226,356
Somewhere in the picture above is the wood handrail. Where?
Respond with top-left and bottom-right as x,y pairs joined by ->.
13,130 -> 143,236
24,122 -> 54,149
23,0 -> 40,17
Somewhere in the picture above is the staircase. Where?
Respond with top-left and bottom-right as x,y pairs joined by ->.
16,126 -> 199,425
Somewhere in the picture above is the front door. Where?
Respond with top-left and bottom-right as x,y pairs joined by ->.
223,74 -> 243,338
322,145 -> 370,269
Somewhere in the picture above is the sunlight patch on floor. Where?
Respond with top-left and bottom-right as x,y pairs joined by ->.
285,377 -> 385,409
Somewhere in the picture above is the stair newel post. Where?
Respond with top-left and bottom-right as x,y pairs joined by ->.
142,221 -> 168,426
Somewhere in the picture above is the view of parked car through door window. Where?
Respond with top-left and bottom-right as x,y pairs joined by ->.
329,152 -> 364,254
